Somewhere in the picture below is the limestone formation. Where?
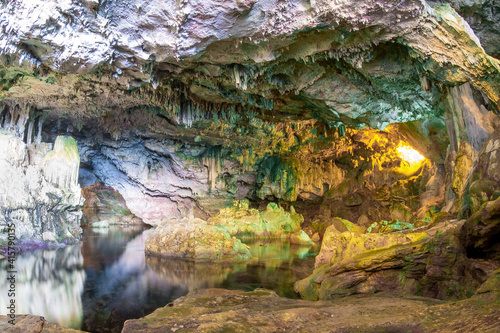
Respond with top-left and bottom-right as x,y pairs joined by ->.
208,201 -> 313,245
0,0 -> 497,230
145,217 -> 252,262
0,0 -> 499,329
295,219 -> 498,301
122,273 -> 500,333
0,130 -> 83,246
81,182 -> 143,227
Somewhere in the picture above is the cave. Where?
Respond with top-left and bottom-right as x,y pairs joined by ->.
0,0 -> 499,332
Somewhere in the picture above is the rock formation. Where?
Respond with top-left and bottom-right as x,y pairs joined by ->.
0,0 -> 499,328
81,182 -> 143,227
122,270 -> 500,332
0,128 -> 83,246
146,217 -> 252,261
295,219 -> 497,300
207,200 -> 313,244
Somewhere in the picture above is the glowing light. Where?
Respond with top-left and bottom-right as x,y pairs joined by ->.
396,144 -> 425,164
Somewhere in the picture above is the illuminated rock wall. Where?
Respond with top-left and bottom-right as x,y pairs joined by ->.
0,122 -> 83,246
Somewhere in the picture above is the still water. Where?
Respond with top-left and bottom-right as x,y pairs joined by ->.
1,226 -> 318,332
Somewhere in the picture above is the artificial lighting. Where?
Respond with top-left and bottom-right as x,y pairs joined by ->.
396,143 -> 425,164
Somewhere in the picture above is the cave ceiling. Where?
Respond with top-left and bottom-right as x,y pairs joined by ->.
0,0 -> 498,133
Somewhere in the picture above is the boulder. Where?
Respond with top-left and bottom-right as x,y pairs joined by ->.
0,315 -> 84,333
145,218 -> 252,262
208,201 -> 313,245
295,220 -> 498,300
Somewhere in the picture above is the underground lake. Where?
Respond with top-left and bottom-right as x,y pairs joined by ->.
0,226 -> 319,332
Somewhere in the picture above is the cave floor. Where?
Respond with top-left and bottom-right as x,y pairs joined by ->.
121,286 -> 499,333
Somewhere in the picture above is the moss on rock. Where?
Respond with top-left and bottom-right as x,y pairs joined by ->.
208,200 -> 312,244
145,217 -> 252,262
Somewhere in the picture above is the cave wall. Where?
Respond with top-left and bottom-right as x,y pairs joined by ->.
0,109 -> 83,245
0,0 -> 498,242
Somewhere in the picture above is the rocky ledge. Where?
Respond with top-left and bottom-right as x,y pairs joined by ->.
0,315 -> 85,333
122,269 -> 499,332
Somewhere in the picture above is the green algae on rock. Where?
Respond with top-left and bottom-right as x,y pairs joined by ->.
295,219 -> 498,301
208,200 -> 313,245
42,136 -> 80,189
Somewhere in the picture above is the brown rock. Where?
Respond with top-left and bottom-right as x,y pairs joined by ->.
81,182 -> 143,226
122,284 -> 499,333
0,315 -> 85,333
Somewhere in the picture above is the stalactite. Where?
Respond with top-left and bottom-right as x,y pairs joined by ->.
0,104 -> 10,128
0,103 -> 34,142
203,147 -> 223,192
26,118 -> 35,145
35,115 -> 45,144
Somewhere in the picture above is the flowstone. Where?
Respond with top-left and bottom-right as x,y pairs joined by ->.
0,130 -> 83,246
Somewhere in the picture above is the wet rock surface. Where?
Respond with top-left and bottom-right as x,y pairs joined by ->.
122,271 -> 500,333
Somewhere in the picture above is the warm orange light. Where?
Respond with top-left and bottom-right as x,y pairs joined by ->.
396,144 -> 425,164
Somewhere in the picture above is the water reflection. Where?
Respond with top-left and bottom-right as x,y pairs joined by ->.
0,245 -> 85,329
80,226 -> 187,333
147,240 -> 319,299
1,227 -> 318,332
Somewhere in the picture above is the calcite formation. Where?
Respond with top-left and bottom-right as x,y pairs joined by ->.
145,217 -> 252,262
1,0 -> 498,230
0,129 -> 83,246
145,201 -> 312,261
0,0 -> 499,314
207,200 -> 313,244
